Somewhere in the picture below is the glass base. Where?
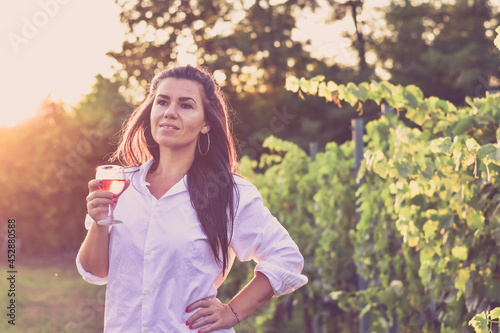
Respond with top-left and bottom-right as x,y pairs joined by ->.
97,218 -> 123,226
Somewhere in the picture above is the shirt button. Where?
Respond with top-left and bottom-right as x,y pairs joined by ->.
144,289 -> 150,294
146,250 -> 152,255
144,329 -> 149,333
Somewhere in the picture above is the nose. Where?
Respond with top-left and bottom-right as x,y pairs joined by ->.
163,103 -> 178,119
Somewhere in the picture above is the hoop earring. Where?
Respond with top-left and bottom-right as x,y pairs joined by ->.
198,132 -> 210,156
143,126 -> 158,148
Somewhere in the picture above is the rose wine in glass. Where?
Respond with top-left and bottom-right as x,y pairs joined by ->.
96,165 -> 126,226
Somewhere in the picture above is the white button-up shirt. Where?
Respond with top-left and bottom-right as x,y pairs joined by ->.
76,159 -> 308,332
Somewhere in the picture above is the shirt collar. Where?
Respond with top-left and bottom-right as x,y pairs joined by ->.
136,159 -> 189,198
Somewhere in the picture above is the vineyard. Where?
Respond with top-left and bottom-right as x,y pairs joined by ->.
235,74 -> 500,332
0,7 -> 498,331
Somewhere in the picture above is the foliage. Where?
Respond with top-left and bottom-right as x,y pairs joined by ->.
238,75 -> 500,331
238,136 -> 359,332
3,2 -> 500,331
469,308 -> 500,333
368,0 -> 500,105
469,23 -> 500,333
0,75 -> 130,258
107,0 -> 500,150
108,0 -> 371,148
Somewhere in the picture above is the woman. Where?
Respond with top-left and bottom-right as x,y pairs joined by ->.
77,65 -> 307,332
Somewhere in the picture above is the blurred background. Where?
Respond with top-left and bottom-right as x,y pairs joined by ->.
0,0 -> 499,332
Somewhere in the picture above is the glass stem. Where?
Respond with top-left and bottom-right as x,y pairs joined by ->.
108,204 -> 114,218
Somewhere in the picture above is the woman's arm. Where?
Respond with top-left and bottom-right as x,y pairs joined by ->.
78,179 -> 121,278
228,272 -> 274,321
186,185 -> 307,332
185,272 -> 274,333
78,221 -> 110,278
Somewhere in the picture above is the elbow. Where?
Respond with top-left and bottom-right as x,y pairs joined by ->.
80,255 -> 109,278
92,268 -> 109,279
85,262 -> 109,278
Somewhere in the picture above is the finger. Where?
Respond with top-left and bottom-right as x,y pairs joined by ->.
190,314 -> 219,331
86,191 -> 115,207
187,307 -> 211,327
187,298 -> 211,312
86,193 -> 117,222
88,179 -> 103,192
195,303 -> 236,332
88,197 -> 115,209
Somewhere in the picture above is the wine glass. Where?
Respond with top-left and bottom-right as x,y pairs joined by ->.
95,165 -> 126,226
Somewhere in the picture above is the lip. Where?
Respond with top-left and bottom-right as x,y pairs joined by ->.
159,123 -> 180,130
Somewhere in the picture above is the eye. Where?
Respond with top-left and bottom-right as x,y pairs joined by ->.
157,98 -> 169,106
181,103 -> 194,109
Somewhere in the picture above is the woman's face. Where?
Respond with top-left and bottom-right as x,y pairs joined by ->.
150,78 -> 210,154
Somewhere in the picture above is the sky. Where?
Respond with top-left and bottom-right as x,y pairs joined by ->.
0,0 -> 127,127
0,0 -> 377,127
1,0 -> 497,127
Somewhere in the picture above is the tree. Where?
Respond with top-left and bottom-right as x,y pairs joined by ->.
108,0 -> 365,151
0,76 -> 130,259
325,0 -> 375,80
369,0 -> 500,105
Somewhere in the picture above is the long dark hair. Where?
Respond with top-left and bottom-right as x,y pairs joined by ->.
112,65 -> 239,275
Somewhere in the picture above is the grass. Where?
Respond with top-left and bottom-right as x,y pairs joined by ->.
0,256 -> 304,332
0,256 -> 106,333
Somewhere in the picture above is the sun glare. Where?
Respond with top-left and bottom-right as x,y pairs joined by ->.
1,0 -> 499,128
0,0 -> 126,127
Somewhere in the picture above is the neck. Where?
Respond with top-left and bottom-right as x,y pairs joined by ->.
152,146 -> 196,180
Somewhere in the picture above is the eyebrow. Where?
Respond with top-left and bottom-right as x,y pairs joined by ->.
157,94 -> 197,105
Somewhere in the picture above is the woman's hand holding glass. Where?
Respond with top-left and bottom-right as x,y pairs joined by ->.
86,165 -> 130,226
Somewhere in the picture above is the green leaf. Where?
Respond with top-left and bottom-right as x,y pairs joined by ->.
359,303 -> 372,319
340,83 -> 360,107
318,82 -> 331,100
285,76 -> 300,93
455,268 -> 470,295
466,211 -> 484,231
469,312 -> 488,333
436,99 -> 451,113
403,85 -> 421,109
299,77 -> 311,93
367,81 -> 383,104
423,220 -> 439,239
453,118 -> 474,136
369,151 -> 388,179
465,138 -> 480,153
395,161 -> 412,178
310,75 -> 325,83
490,307 -> 500,320
451,246 -> 468,260
329,291 -> 344,300
406,105 -> 425,125
429,137 -> 453,154
327,81 -> 338,92
352,82 -> 369,101
478,144 -> 497,159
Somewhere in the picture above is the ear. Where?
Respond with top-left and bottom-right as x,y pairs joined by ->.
201,122 -> 211,134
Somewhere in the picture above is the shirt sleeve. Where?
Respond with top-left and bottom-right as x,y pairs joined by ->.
75,252 -> 108,285
75,214 -> 108,285
230,186 -> 308,296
